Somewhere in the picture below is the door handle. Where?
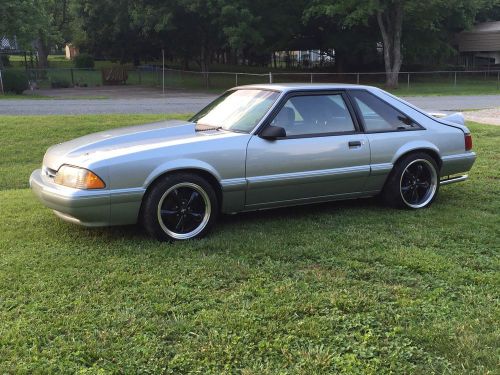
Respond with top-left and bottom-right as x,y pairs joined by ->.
348,140 -> 362,148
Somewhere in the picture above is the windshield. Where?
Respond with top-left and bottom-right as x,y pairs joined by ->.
190,89 -> 280,133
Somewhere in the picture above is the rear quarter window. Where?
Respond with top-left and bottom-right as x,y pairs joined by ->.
350,90 -> 421,132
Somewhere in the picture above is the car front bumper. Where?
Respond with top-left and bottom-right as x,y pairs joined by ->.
30,169 -> 112,226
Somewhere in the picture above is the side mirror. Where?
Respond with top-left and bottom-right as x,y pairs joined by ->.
259,125 -> 286,140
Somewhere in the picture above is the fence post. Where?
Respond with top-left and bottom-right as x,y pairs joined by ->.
454,71 -> 457,87
0,70 -> 4,95
235,73 -> 238,86
497,71 -> 499,90
70,68 -> 74,86
269,72 -> 272,84
310,73 -> 313,83
407,73 -> 410,89
357,73 -> 360,85
162,49 -> 165,95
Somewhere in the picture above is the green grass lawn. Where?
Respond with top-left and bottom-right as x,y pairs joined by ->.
0,93 -> 51,100
7,55 -> 122,70
389,82 -> 500,96
0,115 -> 498,373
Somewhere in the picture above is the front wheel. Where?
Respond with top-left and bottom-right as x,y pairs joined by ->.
382,153 -> 439,209
141,173 -> 218,241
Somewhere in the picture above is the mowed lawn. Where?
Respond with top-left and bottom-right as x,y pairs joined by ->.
0,115 -> 498,373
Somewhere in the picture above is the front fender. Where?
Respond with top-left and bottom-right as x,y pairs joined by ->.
143,158 -> 222,188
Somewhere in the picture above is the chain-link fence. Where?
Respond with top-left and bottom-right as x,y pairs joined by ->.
271,70 -> 500,89
3,67 -> 500,93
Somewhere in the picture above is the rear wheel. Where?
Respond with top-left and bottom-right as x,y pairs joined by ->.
382,152 -> 439,209
141,173 -> 218,241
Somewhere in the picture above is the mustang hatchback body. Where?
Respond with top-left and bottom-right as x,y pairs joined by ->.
30,84 -> 476,241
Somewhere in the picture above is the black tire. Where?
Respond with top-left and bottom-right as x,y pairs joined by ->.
381,152 -> 440,209
141,173 -> 218,241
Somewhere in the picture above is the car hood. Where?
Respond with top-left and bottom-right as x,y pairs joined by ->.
43,120 -> 230,171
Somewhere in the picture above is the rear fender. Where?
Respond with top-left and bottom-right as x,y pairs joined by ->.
392,141 -> 441,165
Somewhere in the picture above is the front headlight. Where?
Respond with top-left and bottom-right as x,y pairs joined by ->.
54,165 -> 106,189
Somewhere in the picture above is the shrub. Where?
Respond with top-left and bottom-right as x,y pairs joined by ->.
50,78 -> 71,88
1,70 -> 29,94
74,53 -> 95,69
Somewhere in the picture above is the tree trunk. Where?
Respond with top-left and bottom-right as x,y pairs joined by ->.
200,45 -> 209,72
35,37 -> 49,69
376,1 -> 403,88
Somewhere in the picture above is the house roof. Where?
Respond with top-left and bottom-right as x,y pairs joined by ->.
465,21 -> 500,33
459,22 -> 500,52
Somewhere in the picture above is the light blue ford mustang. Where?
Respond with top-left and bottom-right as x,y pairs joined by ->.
30,84 -> 476,241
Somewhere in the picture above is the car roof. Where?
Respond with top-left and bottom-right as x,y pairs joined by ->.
233,83 -> 381,93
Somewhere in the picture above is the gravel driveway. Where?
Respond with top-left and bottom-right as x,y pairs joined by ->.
0,97 -> 217,115
462,108 -> 500,125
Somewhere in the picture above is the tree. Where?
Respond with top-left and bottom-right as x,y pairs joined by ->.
376,1 -> 403,87
305,0 -> 498,88
304,5 -> 381,72
73,0 -> 146,64
33,0 -> 70,68
0,0 -> 37,44
0,0 -> 74,68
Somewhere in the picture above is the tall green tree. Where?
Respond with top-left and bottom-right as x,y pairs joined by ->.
306,0 -> 498,87
0,0 -> 74,68
73,0 -> 146,64
0,0 -> 37,45
35,0 -> 74,68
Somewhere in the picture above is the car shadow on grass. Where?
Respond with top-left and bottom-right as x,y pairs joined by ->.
66,196 -> 385,245
219,196 -> 382,225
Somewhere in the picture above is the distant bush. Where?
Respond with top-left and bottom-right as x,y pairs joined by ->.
51,78 -> 71,88
1,55 -> 11,67
1,70 -> 29,94
74,53 -> 95,69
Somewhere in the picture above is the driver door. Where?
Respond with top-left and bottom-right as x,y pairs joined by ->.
245,91 -> 370,208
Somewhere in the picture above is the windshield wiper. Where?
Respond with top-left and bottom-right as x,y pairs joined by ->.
195,123 -> 224,132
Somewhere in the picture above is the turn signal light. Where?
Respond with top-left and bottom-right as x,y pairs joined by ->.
465,134 -> 473,151
85,171 -> 106,189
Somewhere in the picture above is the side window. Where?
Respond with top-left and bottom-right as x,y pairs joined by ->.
350,90 -> 420,132
270,94 -> 356,137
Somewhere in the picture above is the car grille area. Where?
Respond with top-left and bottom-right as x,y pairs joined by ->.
43,166 -> 57,179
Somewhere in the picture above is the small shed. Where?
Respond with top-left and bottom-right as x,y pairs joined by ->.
65,43 -> 79,60
458,21 -> 500,67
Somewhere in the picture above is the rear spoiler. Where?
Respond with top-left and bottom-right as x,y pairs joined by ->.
429,112 -> 465,126
428,112 -> 471,133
